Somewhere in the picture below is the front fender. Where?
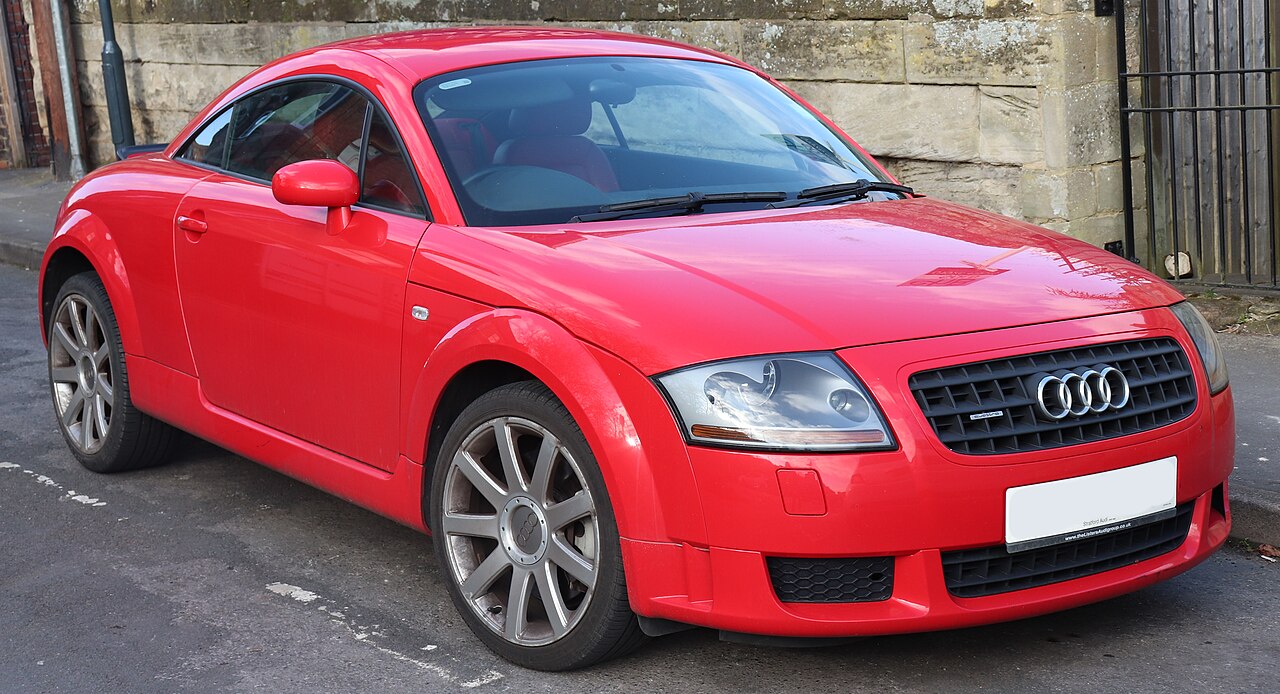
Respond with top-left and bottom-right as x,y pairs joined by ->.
401,300 -> 707,546
39,209 -> 143,357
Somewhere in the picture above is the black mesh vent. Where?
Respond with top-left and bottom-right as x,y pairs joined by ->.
908,338 -> 1197,455
941,503 -> 1194,598
767,556 -> 894,603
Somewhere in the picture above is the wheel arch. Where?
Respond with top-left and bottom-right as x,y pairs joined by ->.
405,308 -> 691,545
39,211 -> 143,357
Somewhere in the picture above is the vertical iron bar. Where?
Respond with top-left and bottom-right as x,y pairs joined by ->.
1116,0 -> 1138,261
1238,0 -> 1252,284
1212,1 -> 1229,281
1188,1 -> 1204,265
1142,0 -> 1159,267
1269,0 -> 1278,287
1164,0 -> 1181,278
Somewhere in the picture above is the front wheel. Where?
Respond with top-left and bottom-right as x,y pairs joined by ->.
47,272 -> 177,472
430,381 -> 645,670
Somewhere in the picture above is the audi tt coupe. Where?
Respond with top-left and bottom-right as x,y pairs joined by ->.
39,28 -> 1233,670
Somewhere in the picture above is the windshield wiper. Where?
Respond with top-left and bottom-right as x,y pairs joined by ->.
570,191 -> 787,223
768,179 -> 914,209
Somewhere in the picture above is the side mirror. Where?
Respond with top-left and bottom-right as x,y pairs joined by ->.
272,160 -> 360,232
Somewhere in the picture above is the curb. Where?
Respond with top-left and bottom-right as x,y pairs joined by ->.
1230,486 -> 1280,547
0,237 -> 43,271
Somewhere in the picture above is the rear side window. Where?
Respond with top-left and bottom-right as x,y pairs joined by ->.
178,109 -> 233,167
224,81 -> 367,181
361,109 -> 425,216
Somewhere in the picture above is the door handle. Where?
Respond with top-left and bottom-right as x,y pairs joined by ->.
177,215 -> 208,234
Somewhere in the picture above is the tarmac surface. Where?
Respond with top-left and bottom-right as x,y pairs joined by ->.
1,252 -> 1278,693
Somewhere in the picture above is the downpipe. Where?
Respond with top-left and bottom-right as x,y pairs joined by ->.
49,0 -> 85,178
98,0 -> 135,160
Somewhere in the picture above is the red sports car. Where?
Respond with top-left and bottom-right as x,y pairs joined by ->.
39,28 -> 1233,670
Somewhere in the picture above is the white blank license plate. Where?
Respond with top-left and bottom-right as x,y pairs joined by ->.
1005,457 -> 1178,553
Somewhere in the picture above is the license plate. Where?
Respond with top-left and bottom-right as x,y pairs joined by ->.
1005,456 -> 1178,553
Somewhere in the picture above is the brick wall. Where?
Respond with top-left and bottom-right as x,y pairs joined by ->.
65,1 -> 1130,246
5,0 -> 48,166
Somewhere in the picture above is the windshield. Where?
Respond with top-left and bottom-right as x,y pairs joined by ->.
414,56 -> 899,226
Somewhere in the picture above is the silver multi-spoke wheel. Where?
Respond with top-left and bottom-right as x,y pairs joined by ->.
441,416 -> 599,646
49,293 -> 114,454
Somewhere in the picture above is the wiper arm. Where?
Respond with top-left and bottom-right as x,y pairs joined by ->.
571,191 -> 787,223
768,179 -> 914,209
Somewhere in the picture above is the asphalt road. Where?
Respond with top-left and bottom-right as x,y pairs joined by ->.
1,262 -> 1277,693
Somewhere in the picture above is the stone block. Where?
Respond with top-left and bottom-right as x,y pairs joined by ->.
905,17 -> 1053,86
978,85 -> 1042,164
740,20 -> 904,81
72,22 -> 362,67
793,82 -> 981,162
572,21 -> 744,55
1042,80 -> 1120,167
76,60 -> 250,114
1020,167 -> 1096,220
1094,160 -> 1124,213
1068,211 -> 1125,248
1048,13 -> 1109,88
688,1 -> 826,21
889,158 -> 1024,217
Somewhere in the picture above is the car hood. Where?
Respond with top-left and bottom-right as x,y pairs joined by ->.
414,197 -> 1183,375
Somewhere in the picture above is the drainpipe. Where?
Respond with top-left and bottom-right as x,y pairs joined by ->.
49,0 -> 85,178
98,0 -> 135,159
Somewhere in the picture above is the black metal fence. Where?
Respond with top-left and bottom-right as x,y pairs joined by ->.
1115,0 -> 1279,290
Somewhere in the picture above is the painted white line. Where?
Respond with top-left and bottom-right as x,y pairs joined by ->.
264,582 -> 504,688
265,582 -> 320,603
460,671 -> 505,689
0,462 -> 108,507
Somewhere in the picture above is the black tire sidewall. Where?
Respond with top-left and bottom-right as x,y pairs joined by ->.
49,273 -> 132,472
429,381 -> 635,671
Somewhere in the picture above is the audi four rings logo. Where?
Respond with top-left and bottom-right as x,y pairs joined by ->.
1029,366 -> 1131,420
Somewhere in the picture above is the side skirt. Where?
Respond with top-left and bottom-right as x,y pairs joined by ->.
128,354 -> 427,532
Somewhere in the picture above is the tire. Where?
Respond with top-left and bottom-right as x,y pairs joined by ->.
47,272 -> 178,472
430,381 -> 646,670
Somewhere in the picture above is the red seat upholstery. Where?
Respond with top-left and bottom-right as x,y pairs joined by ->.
493,98 -> 619,192
433,117 -> 498,179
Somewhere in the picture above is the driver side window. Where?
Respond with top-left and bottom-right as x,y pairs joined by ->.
178,80 -> 428,218
224,81 -> 367,181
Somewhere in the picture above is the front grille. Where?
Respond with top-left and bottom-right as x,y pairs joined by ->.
767,556 -> 894,603
909,338 -> 1197,455
941,502 -> 1194,598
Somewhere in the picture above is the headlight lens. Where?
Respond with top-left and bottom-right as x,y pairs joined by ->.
1170,301 -> 1229,394
655,353 -> 895,452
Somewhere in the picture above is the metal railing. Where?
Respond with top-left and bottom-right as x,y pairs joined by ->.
1116,0 -> 1279,290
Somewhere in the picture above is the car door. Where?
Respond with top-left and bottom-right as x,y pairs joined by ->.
171,79 -> 431,471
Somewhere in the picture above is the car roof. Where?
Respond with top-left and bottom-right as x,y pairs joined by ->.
317,26 -> 744,81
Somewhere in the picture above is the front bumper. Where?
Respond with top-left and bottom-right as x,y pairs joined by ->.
618,308 -> 1235,637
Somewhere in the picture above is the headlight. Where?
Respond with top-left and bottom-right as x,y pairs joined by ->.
655,353 -> 895,452
1170,302 -> 1229,394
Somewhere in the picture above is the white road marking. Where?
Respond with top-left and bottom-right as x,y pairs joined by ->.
264,582 -> 504,688
265,582 -> 319,603
0,462 -> 108,507
1266,415 -> 1280,425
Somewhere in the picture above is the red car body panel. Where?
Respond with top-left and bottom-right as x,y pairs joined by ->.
407,198 -> 1186,375
39,28 -> 1232,640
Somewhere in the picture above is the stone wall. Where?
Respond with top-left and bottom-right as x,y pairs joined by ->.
65,0 -> 1129,245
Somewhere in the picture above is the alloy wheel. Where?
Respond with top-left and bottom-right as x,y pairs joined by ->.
440,416 -> 599,646
49,294 -> 114,454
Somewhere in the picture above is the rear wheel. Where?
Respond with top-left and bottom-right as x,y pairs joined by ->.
48,272 -> 177,472
430,381 -> 645,670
